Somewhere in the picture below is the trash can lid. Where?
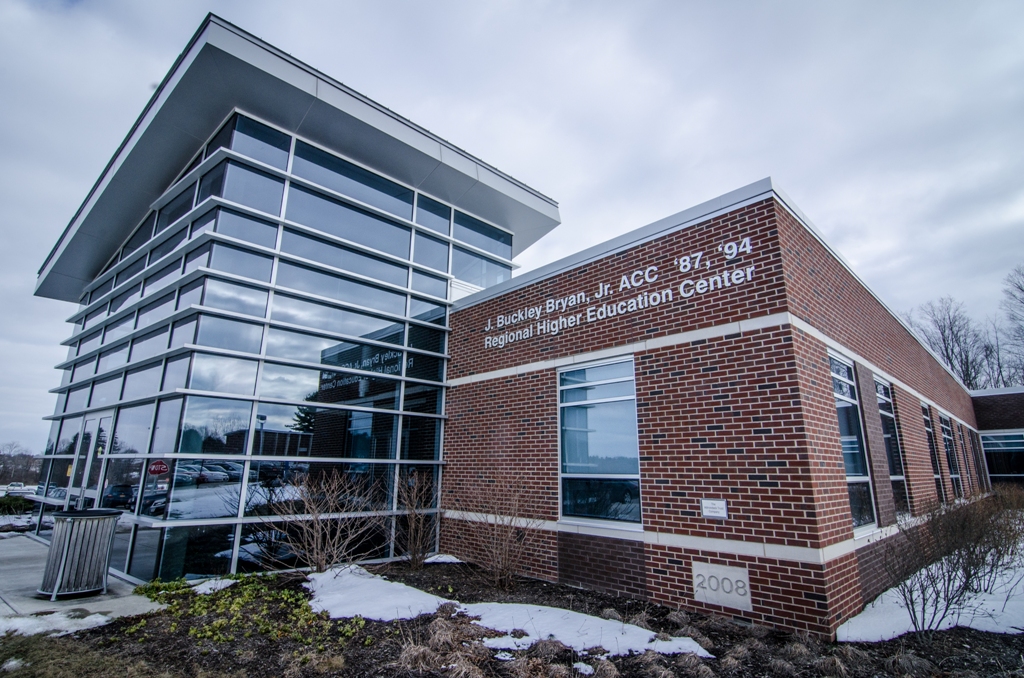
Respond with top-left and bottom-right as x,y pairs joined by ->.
53,509 -> 122,518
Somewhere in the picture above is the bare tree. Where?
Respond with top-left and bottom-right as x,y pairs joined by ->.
908,298 -> 988,389
0,442 -> 41,485
395,467 -> 437,570
1001,264 -> 1024,382
252,467 -> 389,573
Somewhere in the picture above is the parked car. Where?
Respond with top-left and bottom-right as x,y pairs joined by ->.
177,465 -> 229,484
100,484 -> 135,509
202,463 -> 242,482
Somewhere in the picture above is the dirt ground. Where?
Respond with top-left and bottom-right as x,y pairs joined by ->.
2,561 -> 1022,677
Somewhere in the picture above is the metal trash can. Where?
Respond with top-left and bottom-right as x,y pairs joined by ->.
38,509 -> 120,601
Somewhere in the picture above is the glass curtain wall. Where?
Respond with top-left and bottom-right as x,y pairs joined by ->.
38,112 -> 514,580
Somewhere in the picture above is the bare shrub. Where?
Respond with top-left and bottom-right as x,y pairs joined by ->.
883,494 -> 1024,633
456,467 -> 541,589
600,607 -> 623,621
593,659 -> 620,678
252,467 -> 389,573
396,466 -> 437,570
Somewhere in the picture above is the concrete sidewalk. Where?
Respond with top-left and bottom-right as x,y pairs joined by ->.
0,534 -> 161,620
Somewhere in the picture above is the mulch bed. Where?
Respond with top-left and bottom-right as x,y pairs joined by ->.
7,560 -> 1022,677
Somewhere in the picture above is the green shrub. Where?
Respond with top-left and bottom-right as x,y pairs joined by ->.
0,495 -> 33,515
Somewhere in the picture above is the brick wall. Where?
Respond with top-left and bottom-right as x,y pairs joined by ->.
558,532 -> 646,598
972,392 -> 1024,430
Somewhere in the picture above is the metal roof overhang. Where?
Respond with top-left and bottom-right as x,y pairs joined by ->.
36,15 -> 561,303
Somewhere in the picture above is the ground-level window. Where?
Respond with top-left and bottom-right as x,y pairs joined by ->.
940,415 -> 963,498
558,358 -> 640,523
922,405 -> 945,503
830,354 -> 875,528
875,379 -> 909,516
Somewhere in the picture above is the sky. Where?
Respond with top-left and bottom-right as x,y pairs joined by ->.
0,1 -> 1022,452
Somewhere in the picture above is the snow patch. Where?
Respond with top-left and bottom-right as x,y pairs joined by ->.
2,658 -> 27,672
0,611 -> 110,636
469,603 -> 711,657
494,651 -> 514,661
192,578 -> 237,595
838,565 -> 1024,642
574,661 -> 595,675
305,566 -> 450,621
306,566 -> 712,658
424,554 -> 463,564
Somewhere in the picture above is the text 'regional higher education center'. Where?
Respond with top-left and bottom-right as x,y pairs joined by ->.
30,15 -> 1024,637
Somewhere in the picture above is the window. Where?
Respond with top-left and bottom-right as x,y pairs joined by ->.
558,359 -> 640,523
285,184 -> 410,259
830,354 -> 875,528
451,247 -> 511,289
454,211 -> 512,259
981,432 -> 1024,483
281,228 -> 408,287
875,380 -> 909,516
939,415 -> 963,498
922,405 -> 944,503
957,424 -> 973,493
276,261 -> 406,316
198,160 -> 284,217
207,114 -> 291,170
415,195 -> 451,235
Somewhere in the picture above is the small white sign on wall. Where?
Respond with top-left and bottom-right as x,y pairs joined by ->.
692,561 -> 753,612
701,498 -> 728,519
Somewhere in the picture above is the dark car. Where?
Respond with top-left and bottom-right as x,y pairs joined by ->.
100,484 -> 135,509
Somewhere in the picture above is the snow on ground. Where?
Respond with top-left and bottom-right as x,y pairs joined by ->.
424,554 -> 462,564
192,578 -> 237,595
469,602 -> 711,657
0,611 -> 110,636
306,566 -> 451,621
306,566 -> 711,657
838,567 -> 1024,642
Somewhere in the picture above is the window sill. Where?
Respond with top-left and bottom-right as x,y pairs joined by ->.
557,517 -> 645,541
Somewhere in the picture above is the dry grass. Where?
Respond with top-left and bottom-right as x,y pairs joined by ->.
396,643 -> 441,672
0,634 -> 175,678
599,608 -> 623,621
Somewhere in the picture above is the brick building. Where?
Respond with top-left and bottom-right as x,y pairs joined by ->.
440,178 -> 991,637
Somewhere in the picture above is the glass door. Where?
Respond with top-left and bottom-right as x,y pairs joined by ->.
66,411 -> 113,510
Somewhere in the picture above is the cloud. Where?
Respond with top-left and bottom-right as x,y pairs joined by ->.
1,0 -> 1022,449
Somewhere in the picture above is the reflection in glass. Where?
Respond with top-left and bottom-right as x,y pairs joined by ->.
560,361 -> 634,386
203,278 -> 268,317
121,214 -> 155,259
253,403 -> 397,459
292,141 -> 413,220
848,482 -> 875,527
65,386 -> 90,413
136,293 -> 175,330
178,396 -> 252,455
159,524 -> 234,580
101,458 -> 143,511
177,279 -> 204,310
260,363 -> 399,409
216,209 -> 279,248
271,294 -> 404,345
103,315 -> 135,344
111,403 -> 155,454
413,232 -> 449,272
561,401 -> 640,474
97,343 -> 129,374
228,115 -> 291,169
71,358 -> 95,383
562,478 -> 640,523
90,375 -> 122,408
121,363 -> 163,401
403,383 -> 443,415
412,270 -> 447,298
56,417 -> 83,455
130,327 -> 169,363
189,353 -> 258,395
276,261 -> 406,316
200,160 -> 284,217
244,461 -> 392,518
401,416 -> 441,460
286,185 -> 410,259
156,183 -> 196,233
281,228 -> 408,286
452,247 -> 511,288
78,331 -> 102,356
162,354 -> 190,391
165,459 -> 242,520
109,283 -> 142,316
407,325 -> 445,354
409,298 -> 446,326
415,195 -> 451,235
837,401 -> 868,476
128,527 -> 162,581
149,227 -> 188,265
195,315 -> 263,354
150,398 -> 183,454
115,257 -> 146,287
406,353 -> 444,382
209,243 -> 274,282
454,212 -> 512,259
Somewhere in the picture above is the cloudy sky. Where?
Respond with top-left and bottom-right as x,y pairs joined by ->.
1,1 -> 1022,451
